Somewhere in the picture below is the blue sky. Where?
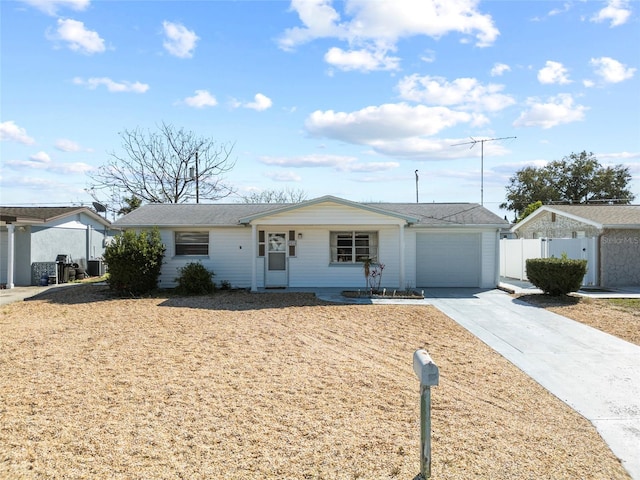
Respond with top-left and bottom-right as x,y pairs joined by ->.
1,0 -> 638,219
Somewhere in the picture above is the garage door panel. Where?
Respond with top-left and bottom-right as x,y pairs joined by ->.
417,233 -> 480,287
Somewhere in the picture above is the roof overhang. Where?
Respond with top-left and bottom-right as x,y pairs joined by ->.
238,195 -> 419,224
511,205 -> 603,233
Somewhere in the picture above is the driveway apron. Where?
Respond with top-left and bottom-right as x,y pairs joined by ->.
425,288 -> 640,480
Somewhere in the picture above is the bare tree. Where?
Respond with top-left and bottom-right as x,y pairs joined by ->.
88,122 -> 236,209
239,188 -> 308,204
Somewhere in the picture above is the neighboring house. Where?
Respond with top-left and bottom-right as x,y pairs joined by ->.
113,195 -> 508,291
511,204 -> 640,287
0,206 -> 113,288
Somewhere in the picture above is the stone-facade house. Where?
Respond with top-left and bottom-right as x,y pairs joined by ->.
512,204 -> 640,287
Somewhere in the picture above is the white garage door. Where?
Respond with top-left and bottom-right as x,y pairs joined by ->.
416,233 -> 480,287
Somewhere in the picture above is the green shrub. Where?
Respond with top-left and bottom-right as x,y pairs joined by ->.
175,261 -> 215,295
526,256 -> 587,296
103,227 -> 165,296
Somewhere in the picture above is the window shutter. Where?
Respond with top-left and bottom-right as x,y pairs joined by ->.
288,230 -> 296,257
258,230 -> 265,257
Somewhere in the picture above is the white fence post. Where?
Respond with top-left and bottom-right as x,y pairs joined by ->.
413,349 -> 439,479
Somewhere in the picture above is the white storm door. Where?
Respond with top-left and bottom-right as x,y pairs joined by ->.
266,232 -> 287,287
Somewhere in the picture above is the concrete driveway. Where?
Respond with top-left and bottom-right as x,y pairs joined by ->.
425,288 -> 640,480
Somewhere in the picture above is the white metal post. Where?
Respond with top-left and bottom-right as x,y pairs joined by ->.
413,349 -> 439,479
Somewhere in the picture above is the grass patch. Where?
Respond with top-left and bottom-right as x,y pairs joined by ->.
605,298 -> 640,313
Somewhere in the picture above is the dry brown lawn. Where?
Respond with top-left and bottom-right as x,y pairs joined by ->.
517,294 -> 640,346
0,285 -> 633,479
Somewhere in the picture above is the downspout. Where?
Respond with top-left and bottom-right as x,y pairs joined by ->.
86,225 -> 92,265
399,222 -> 406,289
494,228 -> 500,287
251,223 -> 257,292
7,224 -> 15,289
597,232 -> 603,287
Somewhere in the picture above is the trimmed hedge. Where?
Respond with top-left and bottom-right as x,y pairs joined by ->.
103,227 -> 165,296
175,261 -> 215,295
526,257 -> 587,296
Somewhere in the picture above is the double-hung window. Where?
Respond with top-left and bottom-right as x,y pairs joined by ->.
175,231 -> 209,256
330,231 -> 377,263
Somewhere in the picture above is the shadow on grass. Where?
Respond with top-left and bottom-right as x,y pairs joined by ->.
24,283 -> 339,311
515,293 -> 582,309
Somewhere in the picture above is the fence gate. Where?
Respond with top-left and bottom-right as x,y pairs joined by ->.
500,237 -> 597,286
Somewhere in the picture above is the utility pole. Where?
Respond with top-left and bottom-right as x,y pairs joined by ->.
415,170 -> 419,203
451,136 -> 516,206
189,151 -> 200,203
195,150 -> 199,204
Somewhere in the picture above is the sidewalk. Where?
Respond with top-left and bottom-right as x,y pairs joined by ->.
0,283 -> 82,306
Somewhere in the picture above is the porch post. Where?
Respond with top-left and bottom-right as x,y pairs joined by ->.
399,222 -> 406,289
7,224 -> 15,289
251,223 -> 257,292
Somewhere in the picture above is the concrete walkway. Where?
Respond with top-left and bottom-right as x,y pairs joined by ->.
422,288 -> 640,480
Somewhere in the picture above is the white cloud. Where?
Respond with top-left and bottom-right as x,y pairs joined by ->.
260,154 -> 398,173
264,171 -> 303,182
260,154 -> 358,168
591,0 -> 631,27
336,161 -> 399,173
324,46 -> 400,72
245,93 -> 273,111
589,57 -> 636,83
279,0 -> 500,72
306,103 -> 481,144
50,18 -> 105,54
55,138 -> 82,152
73,77 -> 149,93
20,0 -> 89,16
513,94 -> 588,129
30,151 -> 51,163
182,90 -> 218,108
397,74 -> 515,112
7,153 -> 93,174
162,21 -> 198,58
548,3 -> 572,17
278,0 -> 345,51
490,63 -> 510,77
537,61 -> 571,85
0,121 -> 36,144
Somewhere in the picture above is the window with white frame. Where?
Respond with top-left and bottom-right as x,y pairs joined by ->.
175,231 -> 209,256
330,231 -> 377,263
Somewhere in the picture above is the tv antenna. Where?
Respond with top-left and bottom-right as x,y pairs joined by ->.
451,136 -> 516,206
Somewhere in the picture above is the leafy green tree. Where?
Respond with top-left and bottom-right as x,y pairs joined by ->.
501,151 -> 634,216
518,201 -> 543,222
103,227 -> 165,296
117,195 -> 142,216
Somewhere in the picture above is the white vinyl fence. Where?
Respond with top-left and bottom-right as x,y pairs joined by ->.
500,237 -> 597,286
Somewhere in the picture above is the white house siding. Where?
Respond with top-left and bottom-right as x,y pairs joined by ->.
601,229 -> 640,287
250,202 -> 407,289
159,227 -> 253,289
481,230 -> 500,288
281,225 -> 403,289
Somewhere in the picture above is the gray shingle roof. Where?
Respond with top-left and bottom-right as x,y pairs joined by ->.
368,203 -> 507,226
0,206 -> 110,225
548,204 -> 640,227
113,198 -> 508,227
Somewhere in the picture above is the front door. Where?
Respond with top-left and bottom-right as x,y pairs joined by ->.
266,232 -> 287,287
